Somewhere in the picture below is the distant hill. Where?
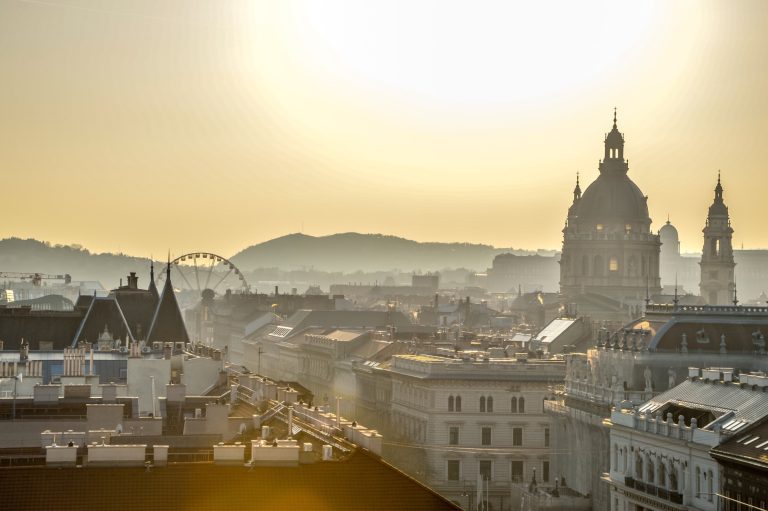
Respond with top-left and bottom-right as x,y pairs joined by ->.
230,233 -> 513,272
0,235 -> 553,286
0,238 -> 153,290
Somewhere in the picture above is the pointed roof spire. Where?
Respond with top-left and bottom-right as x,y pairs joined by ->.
613,107 -> 617,129
148,258 -> 159,299
733,282 -> 739,306
573,172 -> 582,202
167,251 -> 172,280
715,170 -> 723,198
673,273 -> 679,307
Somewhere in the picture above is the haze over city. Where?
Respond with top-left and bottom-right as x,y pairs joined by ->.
2,0 -> 768,258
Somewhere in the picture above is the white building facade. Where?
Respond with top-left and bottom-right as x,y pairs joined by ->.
379,354 -> 565,511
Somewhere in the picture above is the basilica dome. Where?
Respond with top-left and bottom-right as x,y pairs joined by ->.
571,172 -> 650,224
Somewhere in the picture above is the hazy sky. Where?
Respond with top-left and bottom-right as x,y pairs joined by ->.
2,0 -> 767,257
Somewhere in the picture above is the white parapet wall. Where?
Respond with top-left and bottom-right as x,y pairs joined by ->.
213,442 -> 246,465
41,430 -> 86,448
87,445 -> 147,467
46,445 -> 78,467
153,445 -> 169,466
250,439 -> 300,466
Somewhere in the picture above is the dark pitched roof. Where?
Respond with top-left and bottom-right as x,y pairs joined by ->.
113,290 -> 158,341
711,416 -> 768,470
0,307 -> 82,350
626,305 -> 768,353
0,450 -> 459,511
147,275 -> 189,344
71,296 -> 134,346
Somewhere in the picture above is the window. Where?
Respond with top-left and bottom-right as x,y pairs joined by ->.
448,395 -> 454,412
543,461 -> 550,482
707,470 -> 713,501
479,396 -> 486,412
513,427 -> 523,446
449,427 -> 459,446
511,397 -> 517,413
455,395 -> 462,412
609,256 -> 619,272
596,223 -> 604,231
511,460 -> 524,482
625,223 -> 632,232
486,396 -> 493,412
481,427 -> 492,446
544,428 -> 550,448
479,460 -> 492,481
696,467 -> 701,497
519,397 -> 525,413
447,460 -> 460,481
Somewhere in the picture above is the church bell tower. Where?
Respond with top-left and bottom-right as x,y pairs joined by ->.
699,173 -> 735,305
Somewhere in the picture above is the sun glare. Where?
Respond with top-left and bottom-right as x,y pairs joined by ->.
280,1 -> 658,110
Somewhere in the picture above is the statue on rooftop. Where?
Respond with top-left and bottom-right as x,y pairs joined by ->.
644,366 -> 653,391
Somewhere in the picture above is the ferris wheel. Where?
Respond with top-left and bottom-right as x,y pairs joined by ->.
155,252 -> 250,296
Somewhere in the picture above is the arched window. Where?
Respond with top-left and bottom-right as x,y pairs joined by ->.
647,455 -> 655,483
519,397 -> 525,413
486,396 -> 493,413
511,397 -> 518,413
695,467 -> 701,497
613,444 -> 618,471
455,396 -> 462,412
707,470 -> 713,501
636,454 -> 643,481
594,255 -> 604,276
609,256 -> 619,272
479,396 -> 486,413
582,255 -> 589,276
659,459 -> 667,488
448,395 -> 454,412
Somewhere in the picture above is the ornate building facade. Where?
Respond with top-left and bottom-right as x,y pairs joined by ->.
560,112 -> 661,304
699,174 -> 736,305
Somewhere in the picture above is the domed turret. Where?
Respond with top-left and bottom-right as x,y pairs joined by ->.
659,218 -> 680,257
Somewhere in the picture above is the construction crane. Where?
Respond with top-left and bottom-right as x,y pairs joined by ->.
0,272 -> 72,287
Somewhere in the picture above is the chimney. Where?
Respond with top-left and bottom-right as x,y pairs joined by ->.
163,343 -> 172,360
434,294 -> 439,308
127,272 -> 139,289
274,285 -> 279,296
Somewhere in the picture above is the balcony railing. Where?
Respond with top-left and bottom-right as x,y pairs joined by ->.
620,476 -> 683,505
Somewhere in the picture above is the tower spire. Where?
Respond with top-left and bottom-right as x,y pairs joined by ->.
673,273 -> 679,307
573,172 -> 582,202
167,251 -> 171,280
613,107 -> 617,129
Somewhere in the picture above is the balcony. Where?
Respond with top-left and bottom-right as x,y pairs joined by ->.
608,475 -> 685,508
